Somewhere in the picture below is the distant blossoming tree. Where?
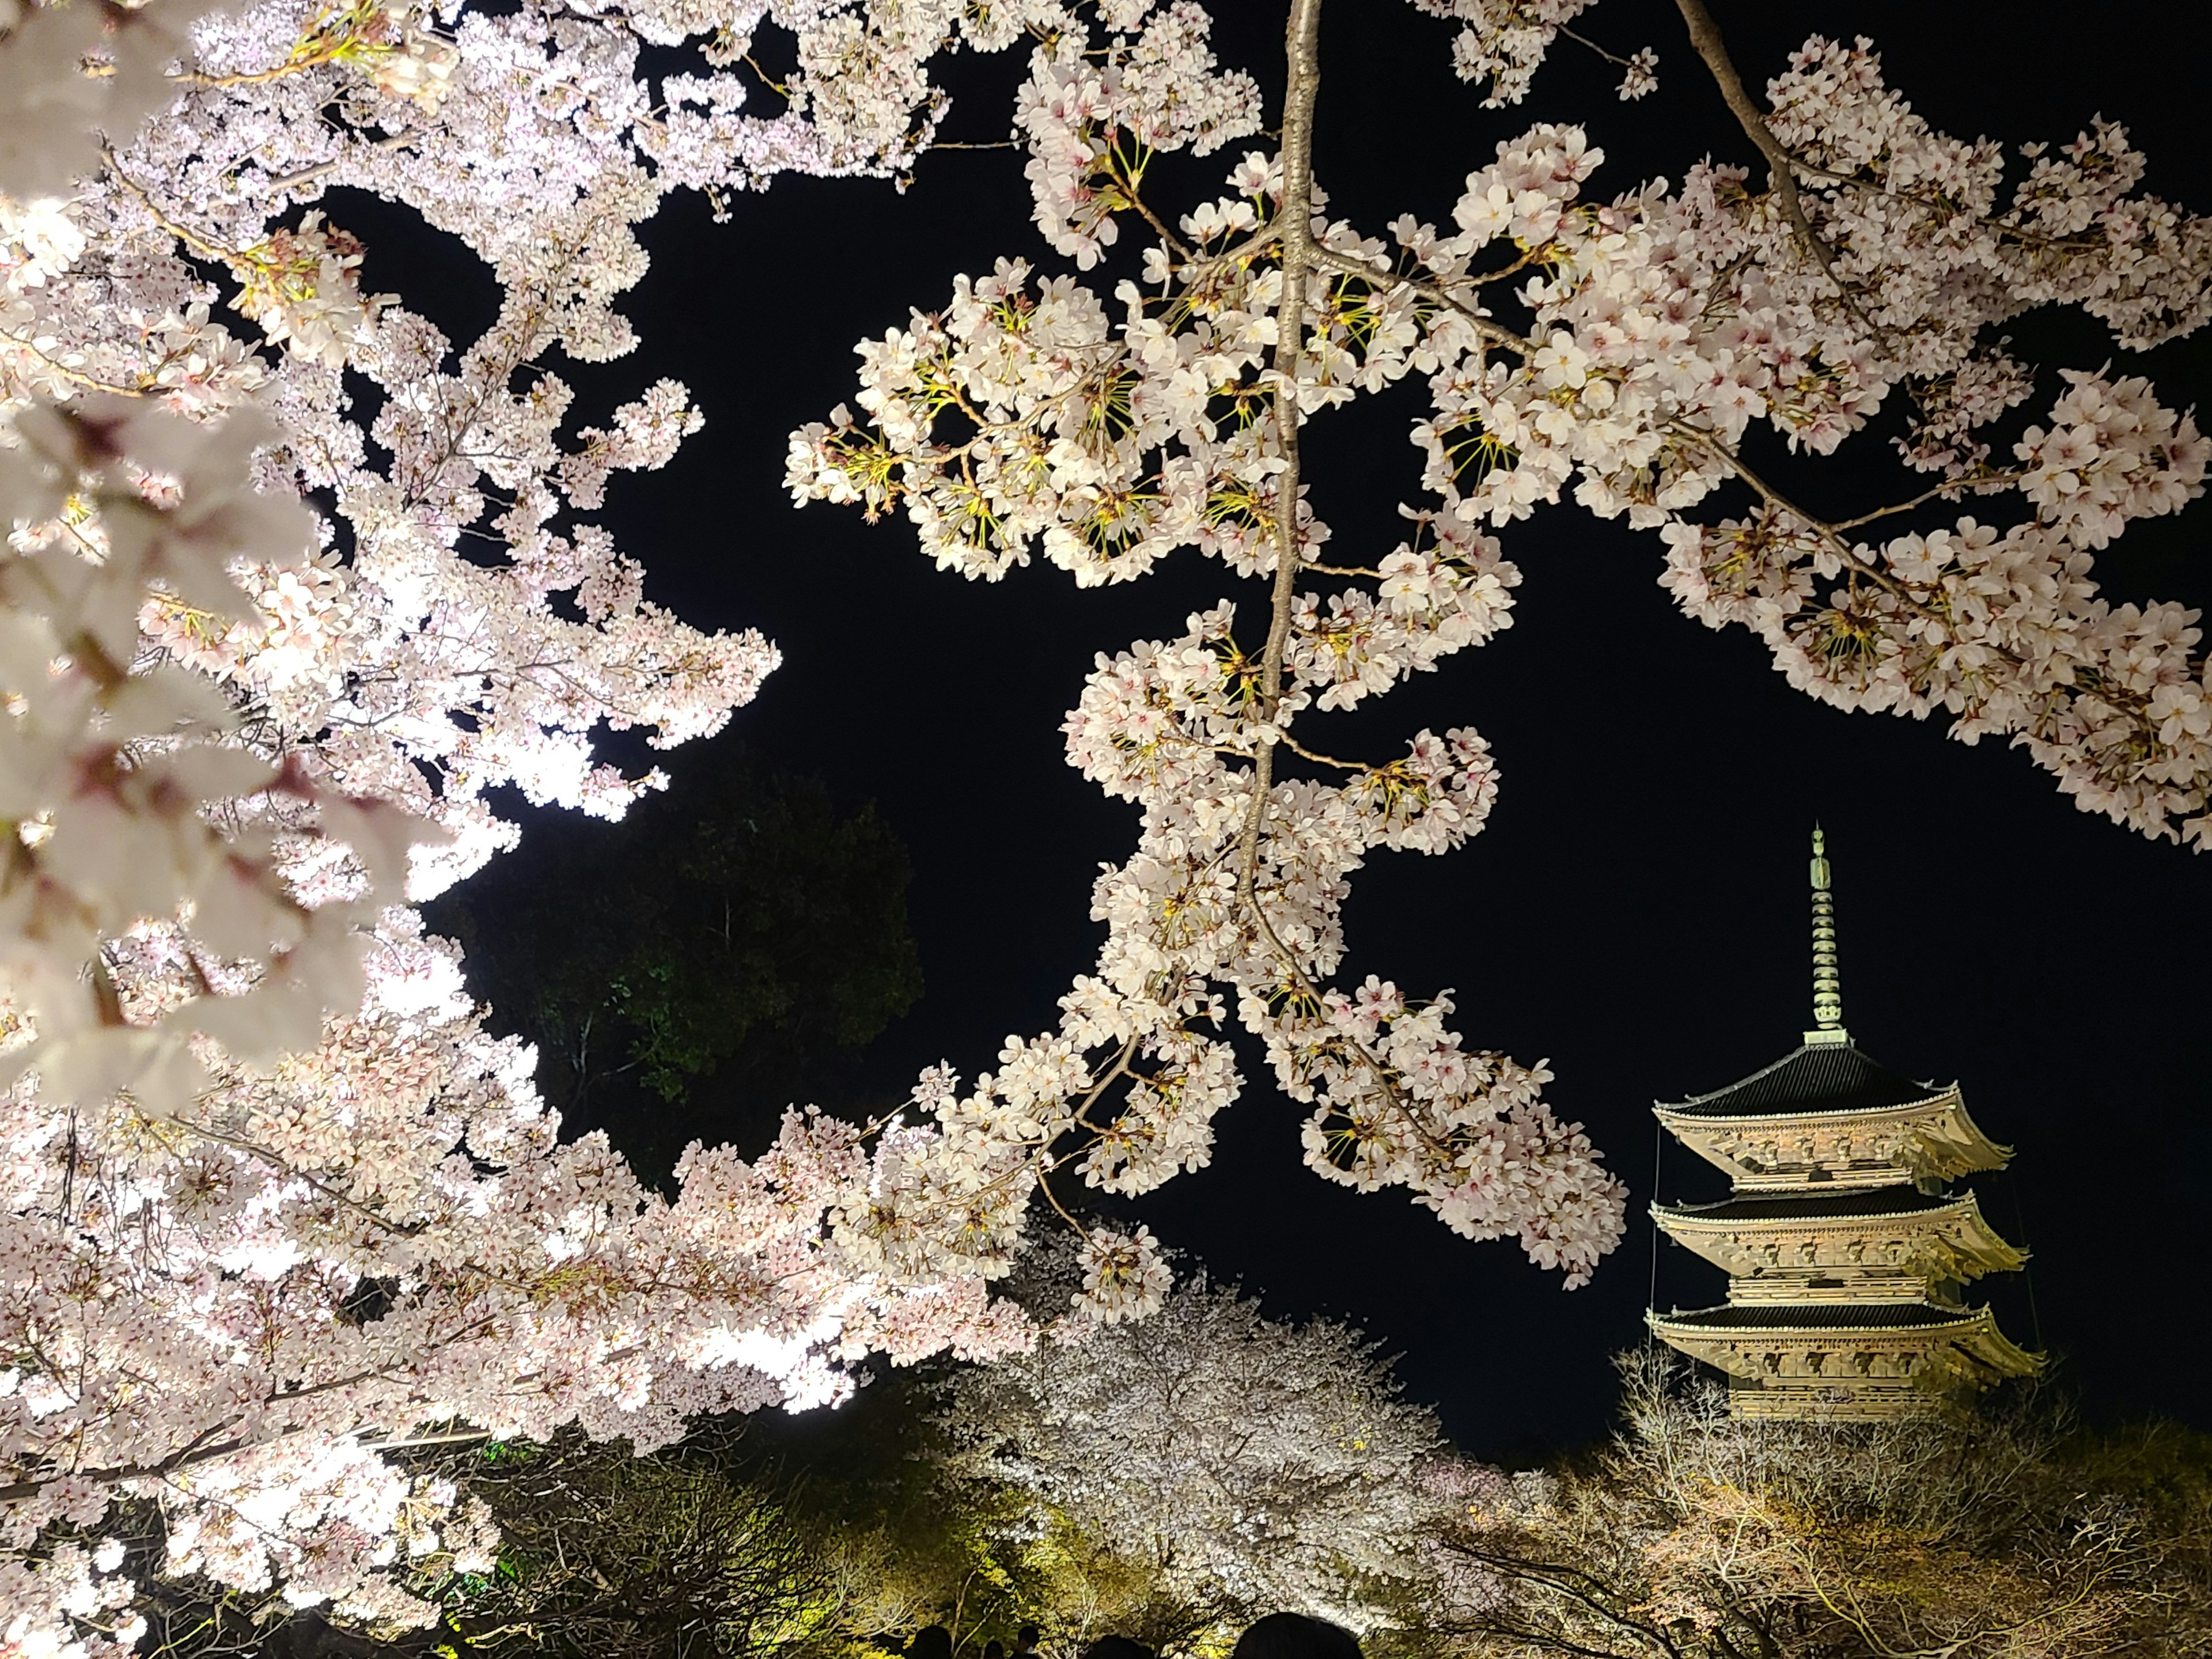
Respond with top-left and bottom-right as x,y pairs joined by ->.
1,0 -> 2208,1649
936,1271 -> 1448,1646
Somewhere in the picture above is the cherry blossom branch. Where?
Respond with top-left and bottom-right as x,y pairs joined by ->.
1177,223 -> 1285,289
101,144 -> 245,266
135,1107 -> 425,1238
256,130 -> 420,195
1033,1164 -> 1091,1233
1276,732 -> 1366,771
0,1387 -> 506,1503
1671,0 -> 1852,302
1305,243 -> 1535,354
353,1428 -> 494,1452
0,327 -> 156,397
1069,1035 -> 1141,1134
1236,0 -> 1324,914
0,1421 -> 248,1503
1674,422 -> 2175,730
1112,142 -> 1194,260
1241,890 -> 1462,1166
174,58 -> 338,87
1830,471 -> 2031,532
1775,151 -> 2113,257
1665,421 -> 1892,581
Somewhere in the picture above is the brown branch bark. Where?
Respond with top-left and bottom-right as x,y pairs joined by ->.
1234,0 -> 1323,915
1671,0 -> 1848,298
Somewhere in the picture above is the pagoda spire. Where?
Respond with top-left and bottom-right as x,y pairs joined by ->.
1806,826 -> 1847,1046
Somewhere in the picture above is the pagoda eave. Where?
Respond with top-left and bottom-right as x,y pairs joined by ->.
1654,1093 -> 2011,1188
1649,1194 -> 2028,1283
1646,1304 -> 2043,1394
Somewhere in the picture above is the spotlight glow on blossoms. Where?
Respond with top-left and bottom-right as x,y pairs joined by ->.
2,0 -> 2209,1650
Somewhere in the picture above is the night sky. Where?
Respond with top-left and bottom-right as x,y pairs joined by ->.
406,0 -> 2212,1458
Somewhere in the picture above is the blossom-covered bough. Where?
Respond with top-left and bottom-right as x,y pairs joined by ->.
0,0 -> 1047,1647
2,0 -> 2207,1649
790,0 -> 2210,1348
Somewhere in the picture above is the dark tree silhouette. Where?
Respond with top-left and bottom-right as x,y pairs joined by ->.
431,745 -> 922,1183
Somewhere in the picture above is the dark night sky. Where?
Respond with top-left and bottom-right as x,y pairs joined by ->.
412,0 -> 2212,1458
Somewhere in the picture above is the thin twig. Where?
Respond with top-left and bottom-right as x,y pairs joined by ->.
259,130 -> 420,195
1558,24 -> 1638,71
1830,469 -> 2029,532
1305,243 -> 1535,355
1277,732 -> 1365,771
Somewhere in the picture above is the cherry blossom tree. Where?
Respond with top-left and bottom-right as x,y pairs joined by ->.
1,2 -> 1044,1648
788,0 -> 2210,1321
3,0 -> 2209,1651
935,1269 -> 1449,1646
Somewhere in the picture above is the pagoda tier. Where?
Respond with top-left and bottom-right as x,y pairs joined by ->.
1652,1186 -> 2026,1304
1645,831 -> 2041,1421
1646,1304 -> 2043,1422
1653,1042 -> 2010,1192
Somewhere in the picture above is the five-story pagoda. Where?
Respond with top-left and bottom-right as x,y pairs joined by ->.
1646,831 -> 2043,1421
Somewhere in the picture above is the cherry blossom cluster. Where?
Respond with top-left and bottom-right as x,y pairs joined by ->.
1412,0 -> 1591,108
0,0 -> 1131,1647
0,401 -> 426,1103
794,0 -> 2212,1340
1282,31 -> 2212,843
1411,0 -> 1656,107
1016,1 -> 1261,267
792,125 -> 1633,1285
0,395 -> 1017,1647
1388,60 -> 2212,839
2,911 -> 1033,1646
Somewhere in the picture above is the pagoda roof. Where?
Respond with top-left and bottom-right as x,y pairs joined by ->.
1654,1302 -> 1970,1331
1658,1040 -> 1946,1119
1650,1301 -> 2046,1387
1654,1184 -> 2025,1284
1660,1187 -> 1956,1222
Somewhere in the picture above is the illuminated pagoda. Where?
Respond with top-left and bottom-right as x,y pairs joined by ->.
1645,831 -> 2043,1421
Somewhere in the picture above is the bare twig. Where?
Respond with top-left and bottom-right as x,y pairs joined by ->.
1831,469 -> 2029,532
1558,24 -> 1640,72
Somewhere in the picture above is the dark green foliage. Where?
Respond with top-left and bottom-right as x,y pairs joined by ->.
422,1380 -> 1055,1659
431,747 -> 922,1183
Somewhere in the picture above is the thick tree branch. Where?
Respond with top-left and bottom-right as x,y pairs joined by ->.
1671,0 -> 1849,300
1234,0 -> 1323,914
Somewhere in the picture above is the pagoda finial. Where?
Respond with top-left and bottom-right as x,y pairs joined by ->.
1806,825 -> 1848,1046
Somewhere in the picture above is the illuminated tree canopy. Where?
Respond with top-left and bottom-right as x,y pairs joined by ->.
1,0 -> 2207,1647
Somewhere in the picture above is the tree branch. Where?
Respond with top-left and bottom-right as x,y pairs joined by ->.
1234,0 -> 1324,917
1671,0 -> 1851,302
